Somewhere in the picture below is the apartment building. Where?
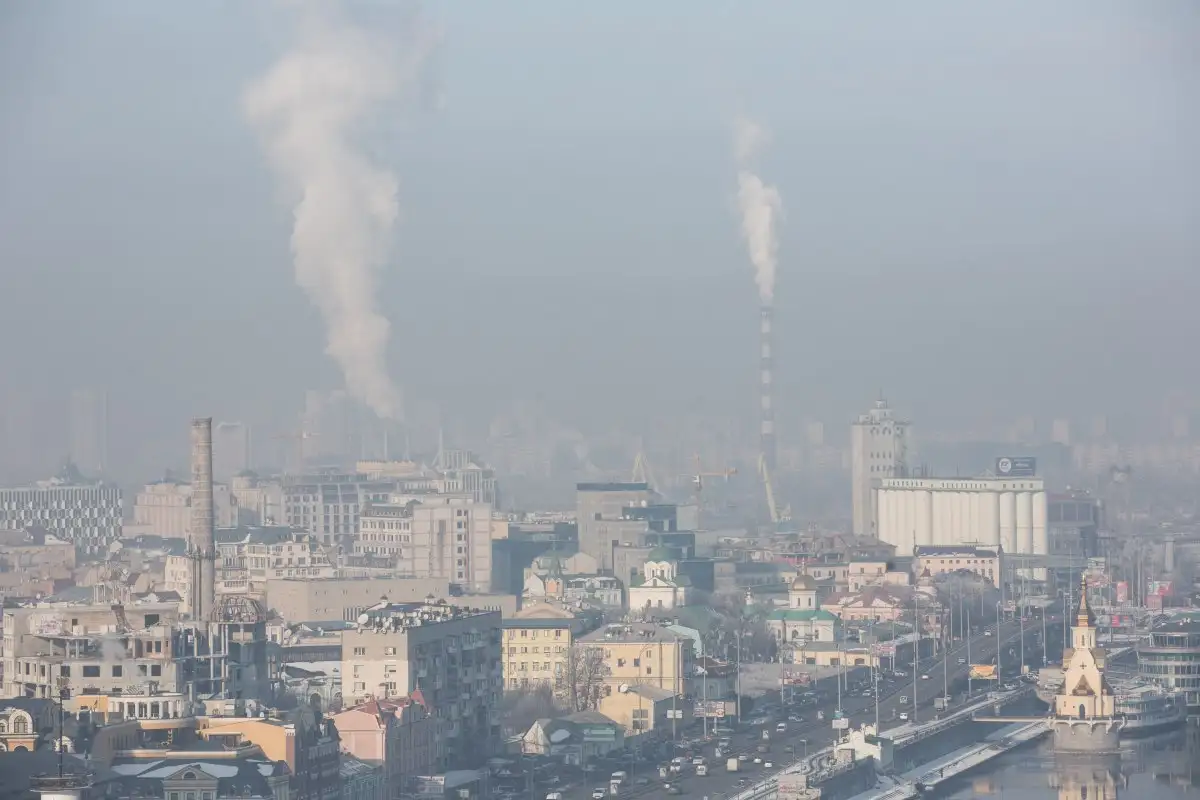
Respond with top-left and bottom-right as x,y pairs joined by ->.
341,600 -> 502,768
501,603 -> 592,695
578,622 -> 694,696
357,495 -> 495,591
283,470 -> 400,547
127,478 -> 241,537
3,595 -> 269,716
912,544 -> 1003,588
334,696 -> 441,797
0,466 -> 122,556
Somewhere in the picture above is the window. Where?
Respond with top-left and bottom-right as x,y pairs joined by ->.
353,647 -> 366,656
151,665 -> 162,677
82,666 -> 100,678
12,717 -> 27,734
384,647 -> 397,656
112,666 -> 123,677
60,666 -> 70,677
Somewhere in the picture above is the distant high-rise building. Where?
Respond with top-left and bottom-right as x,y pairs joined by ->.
1090,415 -> 1110,440
1052,418 -> 1072,447
850,396 -> 909,536
68,388 -> 109,475
213,421 -> 252,481
0,465 -> 122,556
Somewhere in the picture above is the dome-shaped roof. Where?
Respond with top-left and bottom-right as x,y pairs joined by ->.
210,594 -> 268,624
647,546 -> 674,562
790,575 -> 816,591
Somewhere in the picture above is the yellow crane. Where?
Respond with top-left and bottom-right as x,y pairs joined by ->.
758,453 -> 791,527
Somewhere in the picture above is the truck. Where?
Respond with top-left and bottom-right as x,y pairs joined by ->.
727,758 -> 740,772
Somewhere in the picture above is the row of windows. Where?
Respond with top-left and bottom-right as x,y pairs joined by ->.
507,646 -> 567,656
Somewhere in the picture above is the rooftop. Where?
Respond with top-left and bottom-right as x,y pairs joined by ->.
579,622 -> 688,644
914,545 -> 1000,558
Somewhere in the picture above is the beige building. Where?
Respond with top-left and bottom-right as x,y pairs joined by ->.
913,545 -> 1002,588
2,600 -> 184,705
596,684 -> 690,736
579,622 -> 694,696
341,599 -> 502,767
0,528 -> 76,574
846,559 -> 911,592
356,494 -> 496,591
127,478 -> 241,537
267,576 -> 451,623
502,603 -> 585,694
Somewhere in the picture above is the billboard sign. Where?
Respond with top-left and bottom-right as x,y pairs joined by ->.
1115,581 -> 1129,603
969,664 -> 998,680
1147,581 -> 1173,597
581,726 -> 617,742
995,457 -> 1037,477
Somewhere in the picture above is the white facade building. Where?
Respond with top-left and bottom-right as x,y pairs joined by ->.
0,471 -> 122,556
850,397 -> 910,535
875,476 -> 1047,557
357,494 -> 495,591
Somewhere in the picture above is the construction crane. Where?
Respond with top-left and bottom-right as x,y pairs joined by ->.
758,453 -> 791,527
680,455 -> 737,529
631,451 -> 659,494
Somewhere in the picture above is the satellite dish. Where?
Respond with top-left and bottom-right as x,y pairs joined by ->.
549,728 -> 571,743
618,684 -> 630,693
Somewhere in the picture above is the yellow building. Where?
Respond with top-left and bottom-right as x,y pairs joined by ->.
502,603 -> 580,694
596,684 -> 691,736
912,545 -> 1002,588
578,623 -> 694,696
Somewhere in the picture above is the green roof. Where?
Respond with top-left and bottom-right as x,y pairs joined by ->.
768,609 -> 839,622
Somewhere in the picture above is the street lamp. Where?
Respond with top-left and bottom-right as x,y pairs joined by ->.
995,601 -> 1002,681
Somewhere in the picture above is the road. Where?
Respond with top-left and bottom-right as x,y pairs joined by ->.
539,618 -> 1041,800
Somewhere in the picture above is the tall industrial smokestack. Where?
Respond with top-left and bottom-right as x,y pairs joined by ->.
190,418 -> 217,622
760,305 -> 775,472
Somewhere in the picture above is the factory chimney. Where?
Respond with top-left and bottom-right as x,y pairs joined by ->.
189,417 -> 217,622
760,304 -> 776,472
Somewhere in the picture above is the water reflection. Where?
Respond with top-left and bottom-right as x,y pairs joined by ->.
942,723 -> 1200,799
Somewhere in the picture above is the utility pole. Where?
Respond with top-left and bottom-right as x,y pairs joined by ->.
1019,573 -> 1026,676
735,630 -> 743,726
966,603 -> 973,696
912,595 -> 919,722
1042,605 -> 1049,666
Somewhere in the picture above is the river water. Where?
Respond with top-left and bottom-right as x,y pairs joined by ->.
940,723 -> 1200,800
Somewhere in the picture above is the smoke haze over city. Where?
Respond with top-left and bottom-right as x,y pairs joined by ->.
0,0 -> 1197,486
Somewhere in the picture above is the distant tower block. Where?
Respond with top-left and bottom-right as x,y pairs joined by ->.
760,304 -> 776,471
850,395 -> 910,536
190,417 -> 217,622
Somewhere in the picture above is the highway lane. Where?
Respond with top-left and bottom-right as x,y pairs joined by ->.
539,618 -> 1040,800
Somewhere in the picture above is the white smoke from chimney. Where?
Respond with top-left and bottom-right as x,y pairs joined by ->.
243,1 -> 438,420
733,117 -> 783,305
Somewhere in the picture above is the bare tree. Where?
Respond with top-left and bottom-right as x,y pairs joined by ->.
499,683 -> 561,735
567,645 -> 610,713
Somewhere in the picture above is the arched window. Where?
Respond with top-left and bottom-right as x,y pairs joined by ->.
183,772 -> 198,781
0,721 -> 7,733
12,716 -> 28,735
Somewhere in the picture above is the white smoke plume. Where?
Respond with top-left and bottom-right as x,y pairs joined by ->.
733,117 -> 783,305
243,1 -> 438,420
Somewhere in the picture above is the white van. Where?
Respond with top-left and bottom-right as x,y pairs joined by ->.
546,793 -> 563,800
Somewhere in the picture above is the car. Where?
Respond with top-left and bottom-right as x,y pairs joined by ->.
592,790 -> 606,799
735,780 -> 748,788
738,754 -> 750,762
788,714 -> 804,722
899,695 -> 908,703
984,630 -> 993,636
764,762 -> 774,769
958,658 -> 966,664
753,757 -> 763,765
899,712 -> 909,721
921,674 -> 931,680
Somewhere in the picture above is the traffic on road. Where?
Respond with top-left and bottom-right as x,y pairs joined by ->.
489,617 -> 1047,800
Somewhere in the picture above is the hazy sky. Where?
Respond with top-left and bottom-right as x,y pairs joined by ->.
1,1 -> 1197,476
